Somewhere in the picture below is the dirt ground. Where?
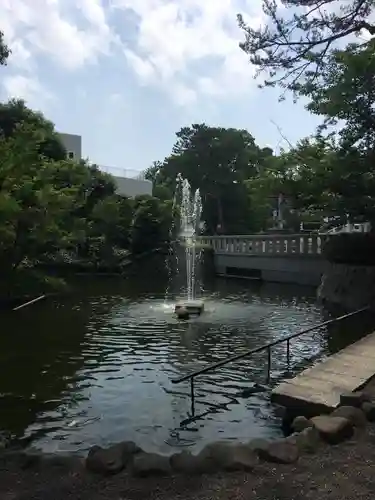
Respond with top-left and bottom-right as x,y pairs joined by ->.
1,423 -> 375,500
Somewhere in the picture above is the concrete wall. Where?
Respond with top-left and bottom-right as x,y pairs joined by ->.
58,133 -> 82,160
56,133 -> 152,198
113,176 -> 152,198
214,254 -> 327,286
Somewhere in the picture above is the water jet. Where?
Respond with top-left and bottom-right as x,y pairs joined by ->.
174,177 -> 204,318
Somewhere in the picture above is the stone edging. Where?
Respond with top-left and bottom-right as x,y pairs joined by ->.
82,390 -> 375,477
2,390 -> 374,478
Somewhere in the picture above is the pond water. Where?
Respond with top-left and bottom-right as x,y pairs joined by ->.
0,252 -> 372,456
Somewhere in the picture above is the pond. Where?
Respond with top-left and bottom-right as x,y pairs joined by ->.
0,252 -> 371,456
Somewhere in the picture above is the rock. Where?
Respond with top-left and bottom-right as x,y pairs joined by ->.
310,415 -> 353,444
361,401 -> 375,422
280,407 -> 310,436
194,442 -> 257,474
257,439 -> 299,464
292,416 -> 313,433
170,451 -> 198,473
131,452 -> 171,477
0,431 -> 11,451
240,384 -> 267,398
288,427 -> 321,454
331,406 -> 367,428
86,441 -> 141,475
3,451 -> 42,470
247,438 -> 270,454
3,450 -> 83,471
176,307 -> 189,320
340,391 -> 370,408
41,454 -> 83,471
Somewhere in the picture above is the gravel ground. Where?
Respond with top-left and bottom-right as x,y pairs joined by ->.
1,424 -> 375,500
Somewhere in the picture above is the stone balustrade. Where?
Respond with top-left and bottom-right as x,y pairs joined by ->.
197,234 -> 323,257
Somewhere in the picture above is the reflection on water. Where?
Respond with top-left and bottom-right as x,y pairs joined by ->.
0,254 -> 373,455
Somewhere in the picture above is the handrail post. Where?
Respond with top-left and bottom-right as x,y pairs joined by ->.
266,346 -> 271,384
190,377 -> 195,416
171,306 -> 370,386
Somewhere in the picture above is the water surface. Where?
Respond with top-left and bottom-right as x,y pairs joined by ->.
0,253 -> 370,455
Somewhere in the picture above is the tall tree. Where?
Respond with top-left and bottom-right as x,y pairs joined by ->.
238,0 -> 375,91
150,123 -> 269,234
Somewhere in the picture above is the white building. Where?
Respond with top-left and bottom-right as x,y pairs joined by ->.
57,132 -> 152,198
58,132 -> 82,161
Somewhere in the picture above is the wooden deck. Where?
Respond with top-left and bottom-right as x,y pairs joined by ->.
271,331 -> 375,413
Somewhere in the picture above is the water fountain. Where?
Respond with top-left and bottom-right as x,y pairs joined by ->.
174,177 -> 204,319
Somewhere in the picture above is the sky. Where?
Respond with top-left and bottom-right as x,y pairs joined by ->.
0,0 -> 324,175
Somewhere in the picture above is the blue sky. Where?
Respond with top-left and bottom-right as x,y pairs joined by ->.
0,0 -> 323,175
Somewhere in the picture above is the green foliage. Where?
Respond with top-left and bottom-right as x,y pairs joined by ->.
152,184 -> 173,201
238,0 -> 375,92
0,124 -> 86,283
0,99 -> 67,160
323,233 -> 375,265
130,196 -> 173,254
0,31 -> 10,65
297,41 -> 375,150
150,123 -> 276,234
0,96 -> 173,296
286,140 -> 375,223
244,154 -> 297,231
236,1 -> 375,233
272,40 -> 375,226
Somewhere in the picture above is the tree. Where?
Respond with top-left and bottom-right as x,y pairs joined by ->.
298,40 -> 375,149
151,124 -> 270,234
238,0 -> 375,91
152,184 -> 173,201
0,99 -> 67,160
82,195 -> 133,268
0,96 -> 174,294
145,161 -> 164,184
0,31 -> 10,65
0,124 -> 88,294
278,38 -> 375,225
130,196 -> 173,254
275,134 -> 375,225
238,4 -> 375,229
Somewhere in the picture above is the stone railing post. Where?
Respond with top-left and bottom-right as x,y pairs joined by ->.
196,233 -> 322,257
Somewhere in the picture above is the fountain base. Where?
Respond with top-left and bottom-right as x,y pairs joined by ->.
175,300 -> 204,319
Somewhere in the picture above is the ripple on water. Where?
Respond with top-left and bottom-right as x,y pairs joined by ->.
0,281 -> 330,455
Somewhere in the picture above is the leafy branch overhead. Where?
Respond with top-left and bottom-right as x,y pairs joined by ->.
0,31 -> 10,65
238,0 -> 375,92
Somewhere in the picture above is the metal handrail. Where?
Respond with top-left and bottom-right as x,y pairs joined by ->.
171,306 -> 371,415
13,295 -> 46,311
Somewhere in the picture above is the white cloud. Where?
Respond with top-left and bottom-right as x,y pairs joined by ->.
1,74 -> 52,111
0,0 -> 265,107
112,0 -> 264,104
6,39 -> 34,72
0,0 -> 115,71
